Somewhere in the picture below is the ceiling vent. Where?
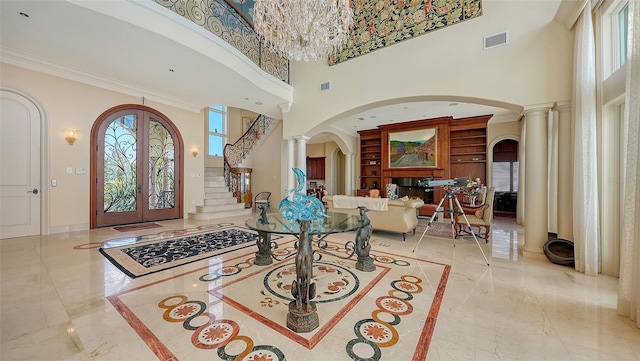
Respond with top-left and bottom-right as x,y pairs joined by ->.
484,31 -> 508,50
320,81 -> 331,92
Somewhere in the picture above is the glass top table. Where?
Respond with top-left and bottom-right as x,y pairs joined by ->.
245,211 -> 369,235
245,209 -> 375,333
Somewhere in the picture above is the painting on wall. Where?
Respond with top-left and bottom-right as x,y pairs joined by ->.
329,0 -> 483,65
389,128 -> 437,168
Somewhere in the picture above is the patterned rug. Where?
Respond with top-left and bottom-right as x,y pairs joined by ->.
416,218 -> 458,240
107,239 -> 451,360
99,226 -> 281,278
112,222 -> 163,232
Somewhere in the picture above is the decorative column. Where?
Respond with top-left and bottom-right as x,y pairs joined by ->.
344,152 -> 353,196
295,136 -> 309,191
286,137 -> 295,194
522,107 -> 550,255
555,103 -> 573,241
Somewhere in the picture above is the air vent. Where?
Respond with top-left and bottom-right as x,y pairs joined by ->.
320,81 -> 331,92
484,31 -> 508,50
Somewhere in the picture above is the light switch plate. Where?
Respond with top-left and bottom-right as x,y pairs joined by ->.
66,167 -> 73,174
51,179 -> 57,187
76,167 -> 86,175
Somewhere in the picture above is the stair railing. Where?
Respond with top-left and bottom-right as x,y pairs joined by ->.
223,114 -> 277,191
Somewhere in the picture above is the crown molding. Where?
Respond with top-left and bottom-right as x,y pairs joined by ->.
1,47 -> 203,113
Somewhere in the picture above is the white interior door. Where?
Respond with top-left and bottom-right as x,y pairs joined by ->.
0,90 -> 41,239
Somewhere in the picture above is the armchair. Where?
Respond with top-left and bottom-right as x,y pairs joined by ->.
253,192 -> 271,214
455,187 -> 495,242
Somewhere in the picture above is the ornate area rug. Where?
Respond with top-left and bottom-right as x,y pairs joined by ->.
107,240 -> 450,360
100,226 -> 281,278
416,218 -> 458,240
112,222 -> 163,232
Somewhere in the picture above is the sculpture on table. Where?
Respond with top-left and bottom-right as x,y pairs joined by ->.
278,168 -> 326,223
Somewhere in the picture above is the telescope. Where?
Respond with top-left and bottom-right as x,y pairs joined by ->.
416,177 -> 468,189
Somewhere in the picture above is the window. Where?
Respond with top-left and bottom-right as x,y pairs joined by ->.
208,106 -> 226,157
618,3 -> 629,67
599,0 -> 630,77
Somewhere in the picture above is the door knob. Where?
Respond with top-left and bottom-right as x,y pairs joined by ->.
27,188 -> 39,194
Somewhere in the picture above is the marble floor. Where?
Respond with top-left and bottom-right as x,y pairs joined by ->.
1,215 -> 639,360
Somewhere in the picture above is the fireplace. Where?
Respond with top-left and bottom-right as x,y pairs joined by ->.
392,178 -> 434,205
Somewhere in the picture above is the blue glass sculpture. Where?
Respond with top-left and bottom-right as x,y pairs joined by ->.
278,168 -> 326,221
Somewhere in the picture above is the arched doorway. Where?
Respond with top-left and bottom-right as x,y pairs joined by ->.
491,139 -> 518,217
90,105 -> 184,228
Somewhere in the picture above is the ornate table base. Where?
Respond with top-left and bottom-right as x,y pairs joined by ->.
287,300 -> 319,333
254,231 -> 273,266
246,209 -> 374,333
287,220 -> 319,333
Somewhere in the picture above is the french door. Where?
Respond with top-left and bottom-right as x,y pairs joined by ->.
91,105 -> 183,228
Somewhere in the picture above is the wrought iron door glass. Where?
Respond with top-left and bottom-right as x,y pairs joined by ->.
104,115 -> 137,213
148,119 -> 175,209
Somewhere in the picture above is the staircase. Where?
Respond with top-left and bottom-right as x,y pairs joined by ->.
187,167 -> 251,220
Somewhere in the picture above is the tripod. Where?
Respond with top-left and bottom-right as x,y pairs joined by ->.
412,187 -> 490,266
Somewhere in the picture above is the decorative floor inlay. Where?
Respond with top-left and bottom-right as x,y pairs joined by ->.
108,240 -> 450,360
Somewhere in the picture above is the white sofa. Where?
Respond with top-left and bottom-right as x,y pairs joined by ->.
323,195 -> 424,241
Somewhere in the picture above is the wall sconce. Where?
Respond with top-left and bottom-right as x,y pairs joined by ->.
191,146 -> 200,157
63,129 -> 79,145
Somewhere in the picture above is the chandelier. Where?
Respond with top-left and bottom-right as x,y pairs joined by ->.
251,0 -> 354,62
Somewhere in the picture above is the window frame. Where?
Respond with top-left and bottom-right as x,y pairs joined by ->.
207,106 -> 227,158
600,0 -> 629,78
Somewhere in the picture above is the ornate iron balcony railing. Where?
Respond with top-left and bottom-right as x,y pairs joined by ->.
154,0 -> 290,84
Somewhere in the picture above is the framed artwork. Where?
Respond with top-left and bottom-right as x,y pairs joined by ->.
242,117 -> 253,133
388,128 -> 437,168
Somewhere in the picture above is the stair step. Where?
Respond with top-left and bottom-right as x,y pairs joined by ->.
196,203 -> 247,212
203,197 -> 242,206
204,181 -> 226,187
188,208 -> 251,221
205,192 -> 234,199
204,186 -> 230,193
204,175 -> 225,180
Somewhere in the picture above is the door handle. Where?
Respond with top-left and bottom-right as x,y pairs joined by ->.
137,184 -> 142,194
27,188 -> 39,194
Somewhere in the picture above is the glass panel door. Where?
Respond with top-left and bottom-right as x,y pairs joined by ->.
148,119 -> 175,210
104,114 -> 138,213
94,107 -> 182,228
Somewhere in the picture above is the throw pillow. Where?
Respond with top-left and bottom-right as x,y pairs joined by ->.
475,204 -> 489,218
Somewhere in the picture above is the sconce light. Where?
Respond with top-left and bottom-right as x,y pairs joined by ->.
63,129 -> 79,145
191,146 -> 200,157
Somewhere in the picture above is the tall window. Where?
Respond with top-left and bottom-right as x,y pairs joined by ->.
618,3 -> 629,67
208,106 -> 226,157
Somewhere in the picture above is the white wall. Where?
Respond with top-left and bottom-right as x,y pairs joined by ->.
1,63 -> 205,232
284,0 -> 572,138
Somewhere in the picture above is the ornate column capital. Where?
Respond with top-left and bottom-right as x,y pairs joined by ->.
523,103 -> 553,117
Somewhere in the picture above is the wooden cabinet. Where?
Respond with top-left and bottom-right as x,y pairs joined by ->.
449,120 -> 488,182
306,157 -> 325,179
230,167 -> 252,208
358,129 -> 382,192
